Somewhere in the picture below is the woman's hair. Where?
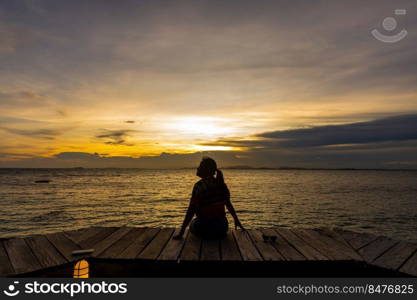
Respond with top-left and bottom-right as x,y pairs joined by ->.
215,168 -> 225,185
200,156 -> 225,185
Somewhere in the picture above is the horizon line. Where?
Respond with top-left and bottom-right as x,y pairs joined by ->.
1,167 -> 417,171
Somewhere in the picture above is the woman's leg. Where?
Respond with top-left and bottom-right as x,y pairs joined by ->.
191,217 -> 228,239
218,217 -> 229,237
204,217 -> 228,239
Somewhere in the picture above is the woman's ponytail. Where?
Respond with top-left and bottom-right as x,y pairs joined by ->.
215,168 -> 225,185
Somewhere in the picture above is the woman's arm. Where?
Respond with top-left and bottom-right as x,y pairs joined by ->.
173,198 -> 196,239
226,199 -> 244,230
224,187 -> 245,230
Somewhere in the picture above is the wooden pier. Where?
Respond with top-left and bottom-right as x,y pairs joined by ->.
0,226 -> 416,277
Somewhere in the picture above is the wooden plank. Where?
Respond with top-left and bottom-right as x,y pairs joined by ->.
201,239 -> 221,261
233,230 -> 262,261
220,230 -> 242,261
318,228 -> 356,248
373,241 -> 417,271
46,232 -> 81,262
276,229 -> 329,261
65,227 -> 97,245
333,228 -> 362,243
25,235 -> 67,269
180,231 -> 202,261
99,228 -> 146,259
4,238 -> 42,274
316,228 -> 364,262
77,227 -> 119,249
247,229 -> 284,261
358,236 -> 398,263
315,229 -> 363,261
292,229 -> 344,260
118,228 -> 160,259
0,241 -> 15,276
399,251 -> 417,276
158,228 -> 188,261
297,229 -> 362,261
349,232 -> 379,250
138,228 -> 175,260
63,228 -> 90,244
92,227 -> 133,257
262,228 -> 305,261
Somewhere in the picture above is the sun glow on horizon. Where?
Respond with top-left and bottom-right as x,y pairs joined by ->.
169,117 -> 237,138
190,145 -> 240,151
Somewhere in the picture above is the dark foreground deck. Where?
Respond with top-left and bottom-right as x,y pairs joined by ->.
1,227 -> 416,277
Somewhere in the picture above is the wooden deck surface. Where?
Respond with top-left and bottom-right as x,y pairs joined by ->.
0,227 -> 416,277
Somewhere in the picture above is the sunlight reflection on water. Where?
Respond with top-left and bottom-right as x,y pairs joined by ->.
0,169 -> 416,242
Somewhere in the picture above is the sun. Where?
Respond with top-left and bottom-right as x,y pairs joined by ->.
170,117 -> 235,138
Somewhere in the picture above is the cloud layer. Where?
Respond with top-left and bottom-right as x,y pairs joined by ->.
207,114 -> 417,149
2,114 -> 417,169
0,0 -> 417,167
96,129 -> 136,146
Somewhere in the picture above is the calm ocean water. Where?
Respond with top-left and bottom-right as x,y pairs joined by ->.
0,168 -> 416,242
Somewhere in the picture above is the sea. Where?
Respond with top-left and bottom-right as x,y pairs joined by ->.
0,168 -> 416,242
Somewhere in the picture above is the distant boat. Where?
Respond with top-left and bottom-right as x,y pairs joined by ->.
34,180 -> 51,183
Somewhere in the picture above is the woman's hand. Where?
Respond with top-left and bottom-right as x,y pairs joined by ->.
234,219 -> 245,230
173,234 -> 183,240
173,229 -> 185,240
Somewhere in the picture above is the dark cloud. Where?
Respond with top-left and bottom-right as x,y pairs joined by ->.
0,126 -> 64,140
0,152 -> 34,159
54,152 -> 100,159
56,109 -> 68,117
190,114 -> 417,168
125,120 -> 135,124
203,114 -> 417,149
95,129 -> 136,146
0,117 -> 43,123
0,91 -> 49,105
258,114 -> 417,148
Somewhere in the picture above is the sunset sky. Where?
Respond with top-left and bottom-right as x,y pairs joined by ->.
1,0 -> 417,168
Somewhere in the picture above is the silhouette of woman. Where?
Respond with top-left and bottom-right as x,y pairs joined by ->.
174,157 -> 244,240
